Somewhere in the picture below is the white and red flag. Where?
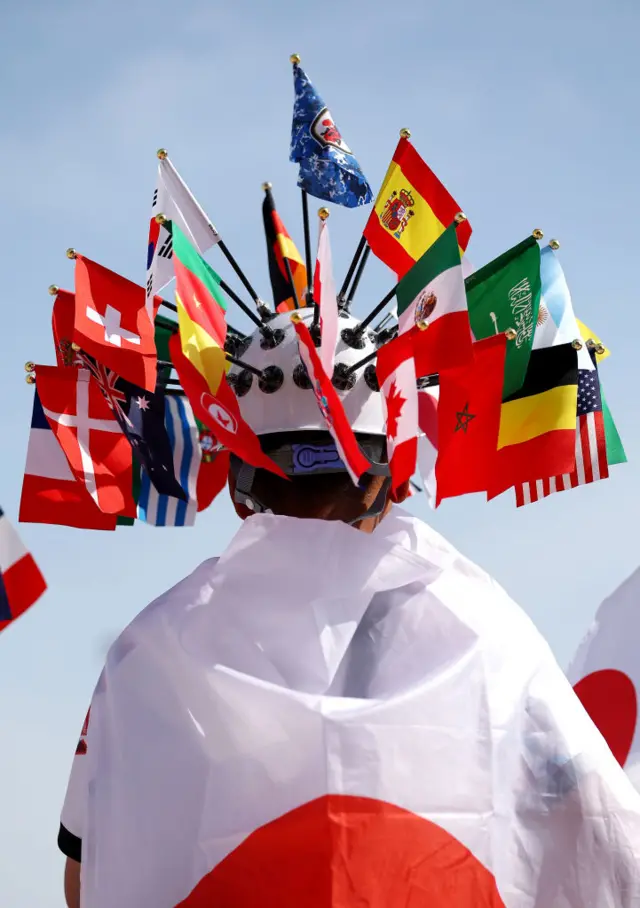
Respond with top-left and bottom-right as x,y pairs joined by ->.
35,365 -> 135,516
292,316 -> 370,485
376,331 -> 419,492
416,384 -> 439,506
313,214 -> 338,375
73,256 -> 159,392
69,511 -> 640,907
0,507 -> 46,632
147,154 -> 220,308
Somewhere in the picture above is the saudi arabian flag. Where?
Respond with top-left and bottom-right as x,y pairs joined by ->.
466,235 -> 541,398
396,223 -> 472,376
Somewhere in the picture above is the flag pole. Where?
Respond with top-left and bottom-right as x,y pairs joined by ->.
312,207 -> 330,328
342,244 -> 371,310
263,182 -> 300,310
301,189 -> 314,308
337,237 -> 367,307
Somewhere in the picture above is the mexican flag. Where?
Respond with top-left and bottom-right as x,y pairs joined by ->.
173,222 -> 228,395
396,223 -> 472,377
465,236 -> 541,398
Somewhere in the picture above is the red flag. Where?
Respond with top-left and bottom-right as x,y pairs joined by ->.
435,334 -> 506,505
35,365 -> 135,516
169,335 -> 286,478
19,389 -> 117,530
51,288 -> 83,367
0,508 -> 47,633
376,332 -> 418,492
74,255 -> 159,392
196,447 -> 231,511
292,317 -> 371,485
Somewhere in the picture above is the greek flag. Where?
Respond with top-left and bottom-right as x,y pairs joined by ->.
137,395 -> 201,527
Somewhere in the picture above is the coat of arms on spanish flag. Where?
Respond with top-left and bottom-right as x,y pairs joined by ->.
364,133 -> 472,279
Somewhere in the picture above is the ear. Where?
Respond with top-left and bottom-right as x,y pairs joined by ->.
390,480 -> 412,505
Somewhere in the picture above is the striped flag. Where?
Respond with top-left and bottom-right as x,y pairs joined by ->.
0,507 -> 47,632
137,395 -> 202,527
515,359 -> 608,506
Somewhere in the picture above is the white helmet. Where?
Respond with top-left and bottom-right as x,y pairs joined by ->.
226,307 -> 386,438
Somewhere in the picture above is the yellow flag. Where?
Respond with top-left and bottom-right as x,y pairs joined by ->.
577,319 -> 610,363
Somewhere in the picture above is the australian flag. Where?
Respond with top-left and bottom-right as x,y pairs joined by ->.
290,62 -> 372,209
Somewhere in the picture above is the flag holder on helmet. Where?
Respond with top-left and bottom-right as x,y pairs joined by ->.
18,51 -> 624,533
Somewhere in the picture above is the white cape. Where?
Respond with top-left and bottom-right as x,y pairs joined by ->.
80,510 -> 640,907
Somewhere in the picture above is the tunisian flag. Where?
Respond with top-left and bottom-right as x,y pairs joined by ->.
35,365 -> 135,516
77,511 -> 640,907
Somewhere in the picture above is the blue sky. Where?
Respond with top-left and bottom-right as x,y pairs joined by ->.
1,0 -> 639,903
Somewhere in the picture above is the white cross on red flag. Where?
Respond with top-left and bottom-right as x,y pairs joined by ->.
73,255 -> 160,392
35,365 -> 135,516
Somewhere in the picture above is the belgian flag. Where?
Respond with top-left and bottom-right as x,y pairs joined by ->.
262,187 -> 308,312
488,342 -> 579,498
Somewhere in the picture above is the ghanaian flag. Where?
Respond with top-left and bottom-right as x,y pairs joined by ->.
364,135 -> 472,279
172,222 -> 228,395
488,343 -> 578,499
262,189 -> 308,312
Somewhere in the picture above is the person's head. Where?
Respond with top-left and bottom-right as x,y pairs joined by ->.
225,309 -> 409,530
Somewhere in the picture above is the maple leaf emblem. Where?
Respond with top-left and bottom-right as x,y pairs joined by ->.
386,381 -> 406,439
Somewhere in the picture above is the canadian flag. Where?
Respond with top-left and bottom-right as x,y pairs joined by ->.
74,256 -> 159,392
35,365 -> 135,516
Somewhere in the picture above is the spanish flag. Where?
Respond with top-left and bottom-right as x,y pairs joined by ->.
172,222 -> 228,395
364,135 -> 472,279
488,342 -> 578,498
262,188 -> 308,312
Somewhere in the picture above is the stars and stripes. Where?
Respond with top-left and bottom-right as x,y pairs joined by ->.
515,363 -> 608,507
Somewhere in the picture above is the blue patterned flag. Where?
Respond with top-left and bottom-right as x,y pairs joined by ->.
290,62 -> 372,208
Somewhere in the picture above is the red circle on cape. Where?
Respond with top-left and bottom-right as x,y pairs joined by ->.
573,668 -> 637,767
177,794 -> 505,907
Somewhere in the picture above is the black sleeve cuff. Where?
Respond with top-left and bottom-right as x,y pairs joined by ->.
58,823 -> 82,862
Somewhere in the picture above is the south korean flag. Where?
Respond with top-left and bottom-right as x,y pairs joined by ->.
146,154 -> 221,312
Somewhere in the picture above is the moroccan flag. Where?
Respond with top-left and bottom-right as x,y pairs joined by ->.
262,189 -> 308,312
0,507 -> 47,633
172,222 -> 228,396
396,223 -> 472,376
292,317 -> 371,485
36,365 -> 136,516
435,335 -> 506,505
364,134 -> 471,279
376,331 -> 419,491
74,256 -> 159,392
466,236 -> 541,398
488,343 -> 578,499
169,334 -> 285,478
19,390 -> 117,530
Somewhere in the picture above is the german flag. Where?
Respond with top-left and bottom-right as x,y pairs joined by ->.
364,135 -> 472,279
488,343 -> 579,498
262,189 -> 308,312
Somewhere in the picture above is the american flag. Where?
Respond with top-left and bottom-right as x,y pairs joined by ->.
515,362 -> 608,507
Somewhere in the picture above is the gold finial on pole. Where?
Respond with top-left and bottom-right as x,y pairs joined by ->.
155,213 -> 167,224
318,207 -> 330,221
157,148 -> 168,160
571,339 -> 583,350
262,181 -> 273,191
290,312 -> 303,324
595,343 -> 606,355
66,248 -> 77,259
290,53 -> 301,65
25,361 -> 35,372
48,284 -> 59,296
454,212 -> 467,225
71,342 -> 81,351
549,238 -> 560,250
532,229 -> 544,240
26,374 -> 36,385
505,327 -> 518,341
399,127 -> 411,139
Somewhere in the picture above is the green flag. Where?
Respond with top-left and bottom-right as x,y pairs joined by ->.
466,236 -> 541,398
602,392 -> 627,466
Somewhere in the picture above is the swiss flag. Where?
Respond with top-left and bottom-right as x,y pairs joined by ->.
73,255 -> 160,392
35,365 -> 135,516
169,334 -> 286,478
292,317 -> 370,485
